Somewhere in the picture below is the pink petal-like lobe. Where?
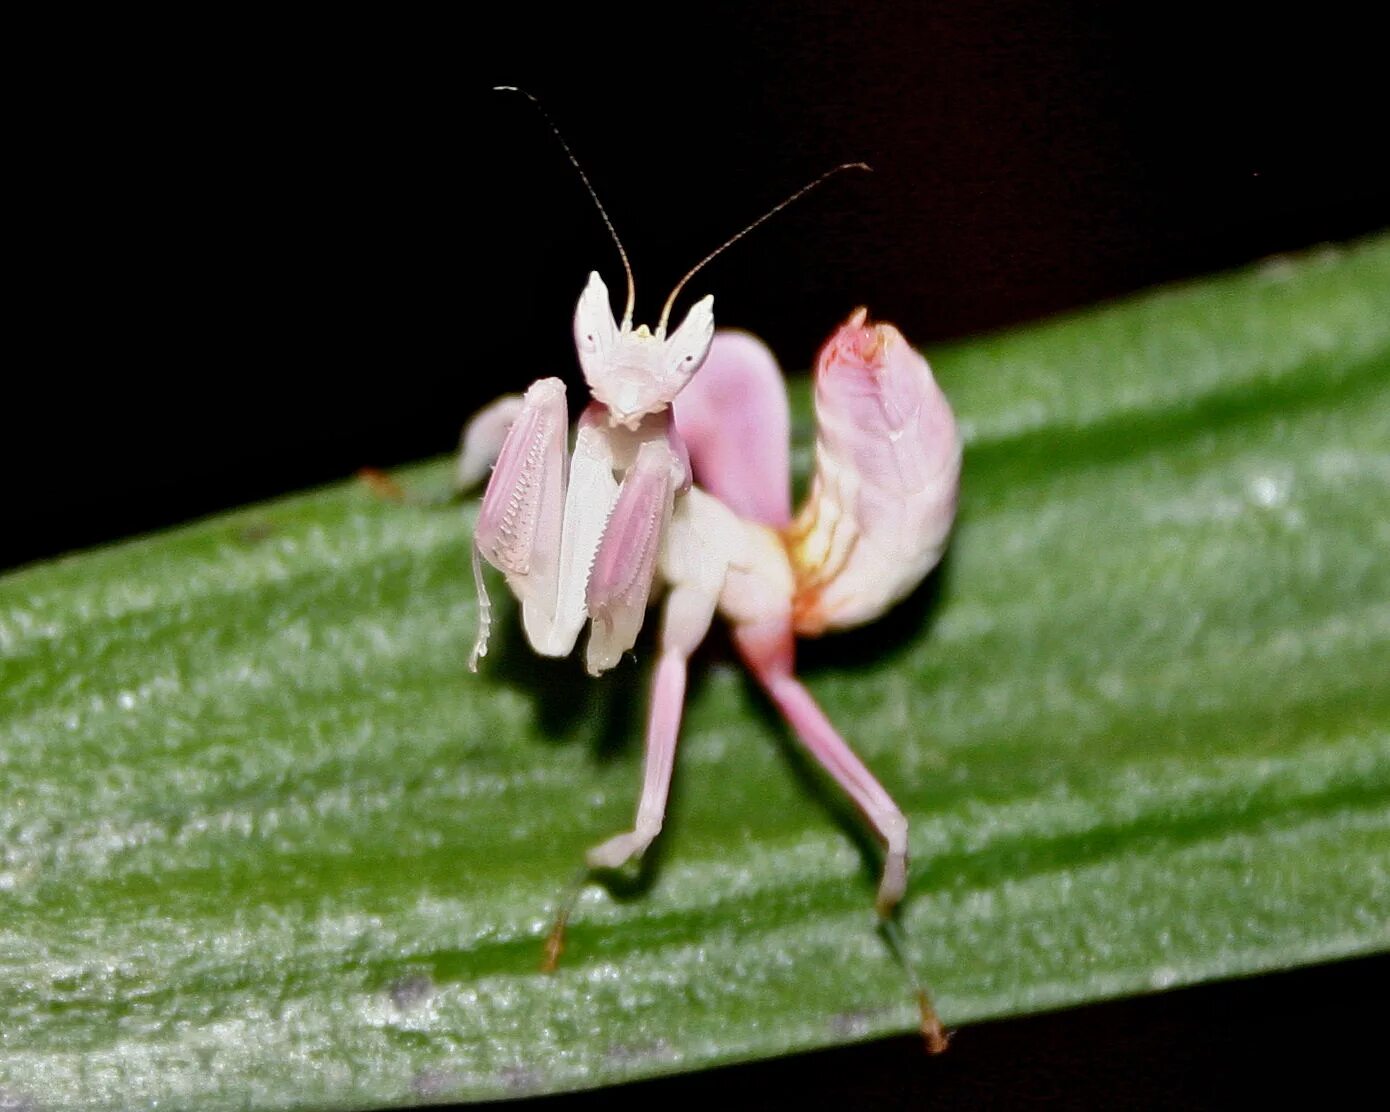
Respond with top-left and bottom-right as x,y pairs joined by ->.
674,330 -> 792,528
787,310 -> 961,634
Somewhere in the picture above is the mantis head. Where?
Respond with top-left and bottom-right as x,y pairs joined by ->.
574,272 -> 715,429
493,85 -> 862,431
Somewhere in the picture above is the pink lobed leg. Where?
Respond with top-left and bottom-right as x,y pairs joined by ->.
674,330 -> 791,529
734,610 -> 947,1049
585,652 -> 685,870
733,615 -> 910,918
587,578 -> 722,870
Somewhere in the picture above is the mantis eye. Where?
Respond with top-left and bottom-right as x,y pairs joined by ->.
574,271 -> 619,374
662,293 -> 715,387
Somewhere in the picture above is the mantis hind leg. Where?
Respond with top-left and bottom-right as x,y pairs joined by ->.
674,330 -> 791,529
731,612 -> 910,918
724,563 -> 945,1048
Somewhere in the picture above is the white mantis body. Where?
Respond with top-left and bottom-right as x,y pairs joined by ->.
465,88 -> 961,1047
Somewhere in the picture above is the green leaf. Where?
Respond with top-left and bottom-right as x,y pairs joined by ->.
3,236 -> 1388,1109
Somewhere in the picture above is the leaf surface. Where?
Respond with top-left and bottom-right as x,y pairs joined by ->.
2,237 -> 1388,1109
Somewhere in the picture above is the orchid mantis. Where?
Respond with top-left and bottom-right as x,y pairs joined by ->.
466,294 -> 961,909
464,88 -> 962,1048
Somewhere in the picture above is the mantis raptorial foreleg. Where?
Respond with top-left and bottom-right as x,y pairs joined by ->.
584,436 -> 681,675
470,267 -> 711,675
548,411 -> 620,660
470,378 -> 569,669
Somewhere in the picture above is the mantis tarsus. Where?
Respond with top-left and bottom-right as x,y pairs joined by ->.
463,88 -> 961,1050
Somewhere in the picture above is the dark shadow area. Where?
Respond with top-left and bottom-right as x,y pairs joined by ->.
448,951 -> 1390,1110
486,612 -> 610,749
797,549 -> 956,676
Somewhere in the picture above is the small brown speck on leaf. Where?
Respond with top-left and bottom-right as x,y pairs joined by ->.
388,973 -> 435,1011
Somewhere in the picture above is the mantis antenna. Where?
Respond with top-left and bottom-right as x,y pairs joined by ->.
494,85 -> 637,329
656,161 -> 872,336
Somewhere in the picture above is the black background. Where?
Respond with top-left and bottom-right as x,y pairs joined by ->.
10,1 -> 1385,569
9,2 -> 1387,1107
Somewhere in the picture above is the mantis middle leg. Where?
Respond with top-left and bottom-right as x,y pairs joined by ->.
586,489 -> 730,869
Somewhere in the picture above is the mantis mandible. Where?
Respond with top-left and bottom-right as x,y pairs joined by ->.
463,88 -> 961,1048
